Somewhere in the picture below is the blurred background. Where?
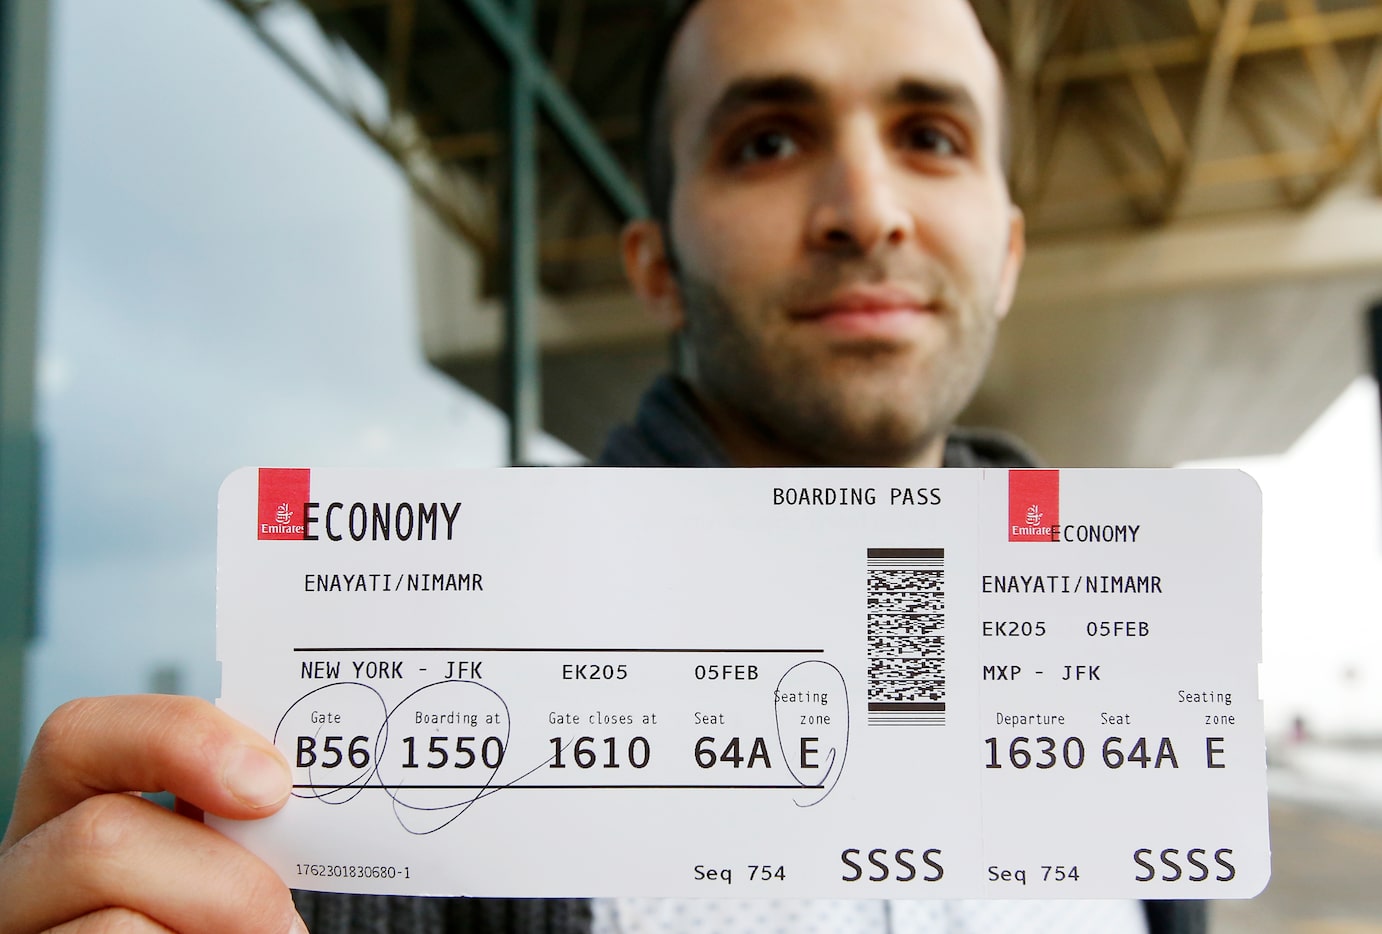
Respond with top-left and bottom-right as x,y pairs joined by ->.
1,0 -> 1380,930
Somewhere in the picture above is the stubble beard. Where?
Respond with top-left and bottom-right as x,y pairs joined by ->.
676,263 -> 1001,467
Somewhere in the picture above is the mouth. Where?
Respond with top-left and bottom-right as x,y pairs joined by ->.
791,286 -> 942,339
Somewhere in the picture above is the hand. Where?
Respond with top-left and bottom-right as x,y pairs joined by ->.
0,695 -> 307,933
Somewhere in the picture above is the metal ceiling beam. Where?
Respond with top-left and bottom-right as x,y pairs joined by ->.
1004,0 -> 1088,203
432,0 -> 648,460
298,0 -> 389,11
938,3 -> 1378,226
1007,0 -> 1045,201
1283,0 -> 1353,139
1164,0 -> 1257,219
501,0 -> 539,466
1192,145 -> 1344,187
458,0 -> 646,222
234,1 -> 1379,275
429,113 -> 637,162
1022,0 -> 1093,209
387,0 -> 416,116
1102,0 -> 1188,168
1185,0 -> 1222,36
551,0 -> 585,83
1303,37 -> 1382,202
1232,68 -> 1311,205
223,0 -> 494,252
1036,141 -> 1348,210
1081,97 -> 1164,224
1042,5 -> 1382,85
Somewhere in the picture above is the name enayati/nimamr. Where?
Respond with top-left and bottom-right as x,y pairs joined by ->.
304,572 -> 482,592
982,574 -> 1163,594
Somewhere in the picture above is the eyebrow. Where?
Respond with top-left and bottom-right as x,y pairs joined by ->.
699,75 -> 824,141
697,73 -> 983,144
889,77 -> 981,122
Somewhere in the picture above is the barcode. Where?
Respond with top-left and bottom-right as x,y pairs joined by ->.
866,548 -> 945,726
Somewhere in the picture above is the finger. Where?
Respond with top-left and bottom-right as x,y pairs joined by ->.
1,792 -> 303,934
44,906 -> 176,933
4,695 -> 291,848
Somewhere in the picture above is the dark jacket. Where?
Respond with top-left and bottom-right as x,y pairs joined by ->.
597,375 -> 1039,470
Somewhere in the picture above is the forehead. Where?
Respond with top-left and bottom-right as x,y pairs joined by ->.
666,0 -> 1004,139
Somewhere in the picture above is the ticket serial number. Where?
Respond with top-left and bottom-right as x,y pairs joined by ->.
296,864 -> 411,880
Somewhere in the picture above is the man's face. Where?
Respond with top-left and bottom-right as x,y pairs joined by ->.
657,0 -> 1024,466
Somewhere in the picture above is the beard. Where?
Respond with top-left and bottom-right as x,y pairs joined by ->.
676,256 -> 1001,467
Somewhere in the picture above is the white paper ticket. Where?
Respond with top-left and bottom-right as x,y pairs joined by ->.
213,466 -> 1268,899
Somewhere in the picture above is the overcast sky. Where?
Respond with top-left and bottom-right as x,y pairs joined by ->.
23,0 -> 1382,745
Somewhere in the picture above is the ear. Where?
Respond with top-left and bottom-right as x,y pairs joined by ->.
993,205 -> 1026,321
621,219 -> 685,331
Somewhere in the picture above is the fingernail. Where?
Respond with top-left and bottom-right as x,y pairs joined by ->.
290,911 -> 310,934
224,744 -> 292,809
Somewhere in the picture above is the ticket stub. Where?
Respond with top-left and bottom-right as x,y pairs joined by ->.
214,466 -> 1268,899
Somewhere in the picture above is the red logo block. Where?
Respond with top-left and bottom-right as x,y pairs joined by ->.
258,468 -> 310,541
1008,470 -> 1059,542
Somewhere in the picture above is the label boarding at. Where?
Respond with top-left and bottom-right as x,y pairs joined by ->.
213,467 -> 1268,899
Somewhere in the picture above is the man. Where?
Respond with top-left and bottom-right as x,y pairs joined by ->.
0,1 -> 1204,931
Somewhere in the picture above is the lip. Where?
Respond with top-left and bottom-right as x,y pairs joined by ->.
792,286 -> 940,338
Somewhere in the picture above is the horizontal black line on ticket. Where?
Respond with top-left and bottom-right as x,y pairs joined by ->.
293,784 -> 829,790
291,646 -> 826,654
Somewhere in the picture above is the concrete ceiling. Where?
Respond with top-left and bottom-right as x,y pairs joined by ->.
972,182 -> 1382,465
977,258 -> 1380,467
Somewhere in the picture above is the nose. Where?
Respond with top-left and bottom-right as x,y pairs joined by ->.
806,123 -> 913,255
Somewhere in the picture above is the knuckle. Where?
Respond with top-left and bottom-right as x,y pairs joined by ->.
64,794 -> 147,865
38,796 -> 293,932
151,695 -> 236,768
201,857 -> 296,933
174,695 -> 229,743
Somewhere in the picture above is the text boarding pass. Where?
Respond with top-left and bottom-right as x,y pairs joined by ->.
213,466 -> 1268,899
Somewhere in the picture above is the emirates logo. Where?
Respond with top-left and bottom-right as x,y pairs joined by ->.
258,468 -> 310,541
1008,470 -> 1059,542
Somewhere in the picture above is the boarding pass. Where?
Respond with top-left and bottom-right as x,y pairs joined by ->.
213,466 -> 1268,899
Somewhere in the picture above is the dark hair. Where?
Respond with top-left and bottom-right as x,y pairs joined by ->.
638,0 -> 704,229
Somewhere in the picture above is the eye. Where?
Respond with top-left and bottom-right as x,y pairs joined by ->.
728,127 -> 801,166
898,120 -> 963,158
